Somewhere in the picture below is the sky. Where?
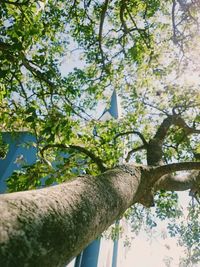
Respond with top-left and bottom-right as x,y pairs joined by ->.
67,214 -> 189,267
120,234 -> 183,267
118,219 -> 184,267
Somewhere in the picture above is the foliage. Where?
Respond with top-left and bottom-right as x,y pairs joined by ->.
0,135 -> 9,159
1,0 -> 200,264
168,203 -> 200,265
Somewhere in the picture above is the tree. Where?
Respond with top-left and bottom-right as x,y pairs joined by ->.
0,0 -> 200,266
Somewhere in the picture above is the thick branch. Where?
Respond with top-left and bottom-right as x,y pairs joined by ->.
173,116 -> 200,135
152,113 -> 200,142
147,114 -> 200,165
147,116 -> 175,165
154,171 -> 200,192
153,162 -> 200,179
154,116 -> 175,141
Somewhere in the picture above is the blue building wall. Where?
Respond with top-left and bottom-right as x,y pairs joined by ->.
75,240 -> 101,267
0,132 -> 37,193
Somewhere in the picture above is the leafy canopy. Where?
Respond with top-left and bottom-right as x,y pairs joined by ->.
1,0 -> 200,264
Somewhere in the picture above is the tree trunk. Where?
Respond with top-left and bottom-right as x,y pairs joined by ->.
0,166 -> 141,267
1,162 -> 200,267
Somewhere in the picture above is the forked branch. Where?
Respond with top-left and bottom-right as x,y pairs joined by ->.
147,113 -> 200,165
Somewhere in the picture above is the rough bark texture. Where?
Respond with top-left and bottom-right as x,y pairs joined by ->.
1,162 -> 200,267
0,166 -> 141,267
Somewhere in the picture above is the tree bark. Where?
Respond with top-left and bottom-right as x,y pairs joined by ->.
1,162 -> 200,267
0,166 -> 142,267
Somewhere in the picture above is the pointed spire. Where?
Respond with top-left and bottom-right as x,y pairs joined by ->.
99,90 -> 121,121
